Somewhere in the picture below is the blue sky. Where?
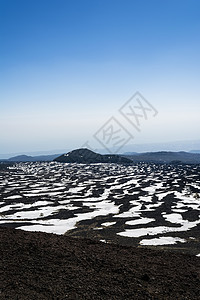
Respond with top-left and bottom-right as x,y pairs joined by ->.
0,0 -> 200,154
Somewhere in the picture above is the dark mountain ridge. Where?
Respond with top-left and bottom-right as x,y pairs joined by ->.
124,151 -> 200,164
190,150 -> 200,154
7,154 -> 61,162
54,148 -> 132,164
1,149 -> 200,164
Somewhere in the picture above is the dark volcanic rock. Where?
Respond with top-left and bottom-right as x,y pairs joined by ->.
54,148 -> 132,164
0,162 -> 14,170
0,227 -> 200,299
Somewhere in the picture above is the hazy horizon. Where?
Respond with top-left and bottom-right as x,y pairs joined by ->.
1,138 -> 200,159
1,0 -> 200,154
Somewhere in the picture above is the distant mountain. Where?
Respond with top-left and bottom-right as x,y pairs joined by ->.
123,152 -> 138,155
124,151 -> 200,164
7,154 -> 61,162
116,139 -> 200,154
8,155 -> 35,162
0,149 -> 70,159
1,140 -> 199,159
190,150 -> 200,154
3,149 -> 200,164
54,148 -> 132,164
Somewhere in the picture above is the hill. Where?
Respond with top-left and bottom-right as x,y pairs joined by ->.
7,154 -> 61,162
124,151 -> 200,164
3,150 -> 200,164
54,148 -> 132,164
190,150 -> 200,154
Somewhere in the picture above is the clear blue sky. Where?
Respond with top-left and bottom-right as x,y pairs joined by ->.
0,0 -> 200,154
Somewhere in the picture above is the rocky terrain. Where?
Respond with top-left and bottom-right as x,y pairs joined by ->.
0,161 -> 200,299
0,226 -> 200,299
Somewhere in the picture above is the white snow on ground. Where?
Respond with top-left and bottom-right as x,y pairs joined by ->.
125,218 -> 155,226
1,161 -> 200,242
23,191 -> 64,197
4,195 -> 22,199
142,182 -> 163,194
0,201 -> 52,215
18,198 -> 120,233
117,226 -> 176,238
19,219 -> 76,235
12,205 -> 67,219
163,213 -> 200,231
0,203 -> 26,213
114,204 -> 142,218
110,178 -> 139,190
164,213 -> 183,224
117,219 -> 200,238
156,192 -> 171,201
138,196 -> 153,203
172,209 -> 187,213
68,186 -> 85,193
31,201 -> 52,207
140,237 -> 186,246
93,227 -> 103,230
101,222 -> 116,227
174,191 -> 200,209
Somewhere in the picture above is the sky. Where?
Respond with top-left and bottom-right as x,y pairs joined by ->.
0,0 -> 200,155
